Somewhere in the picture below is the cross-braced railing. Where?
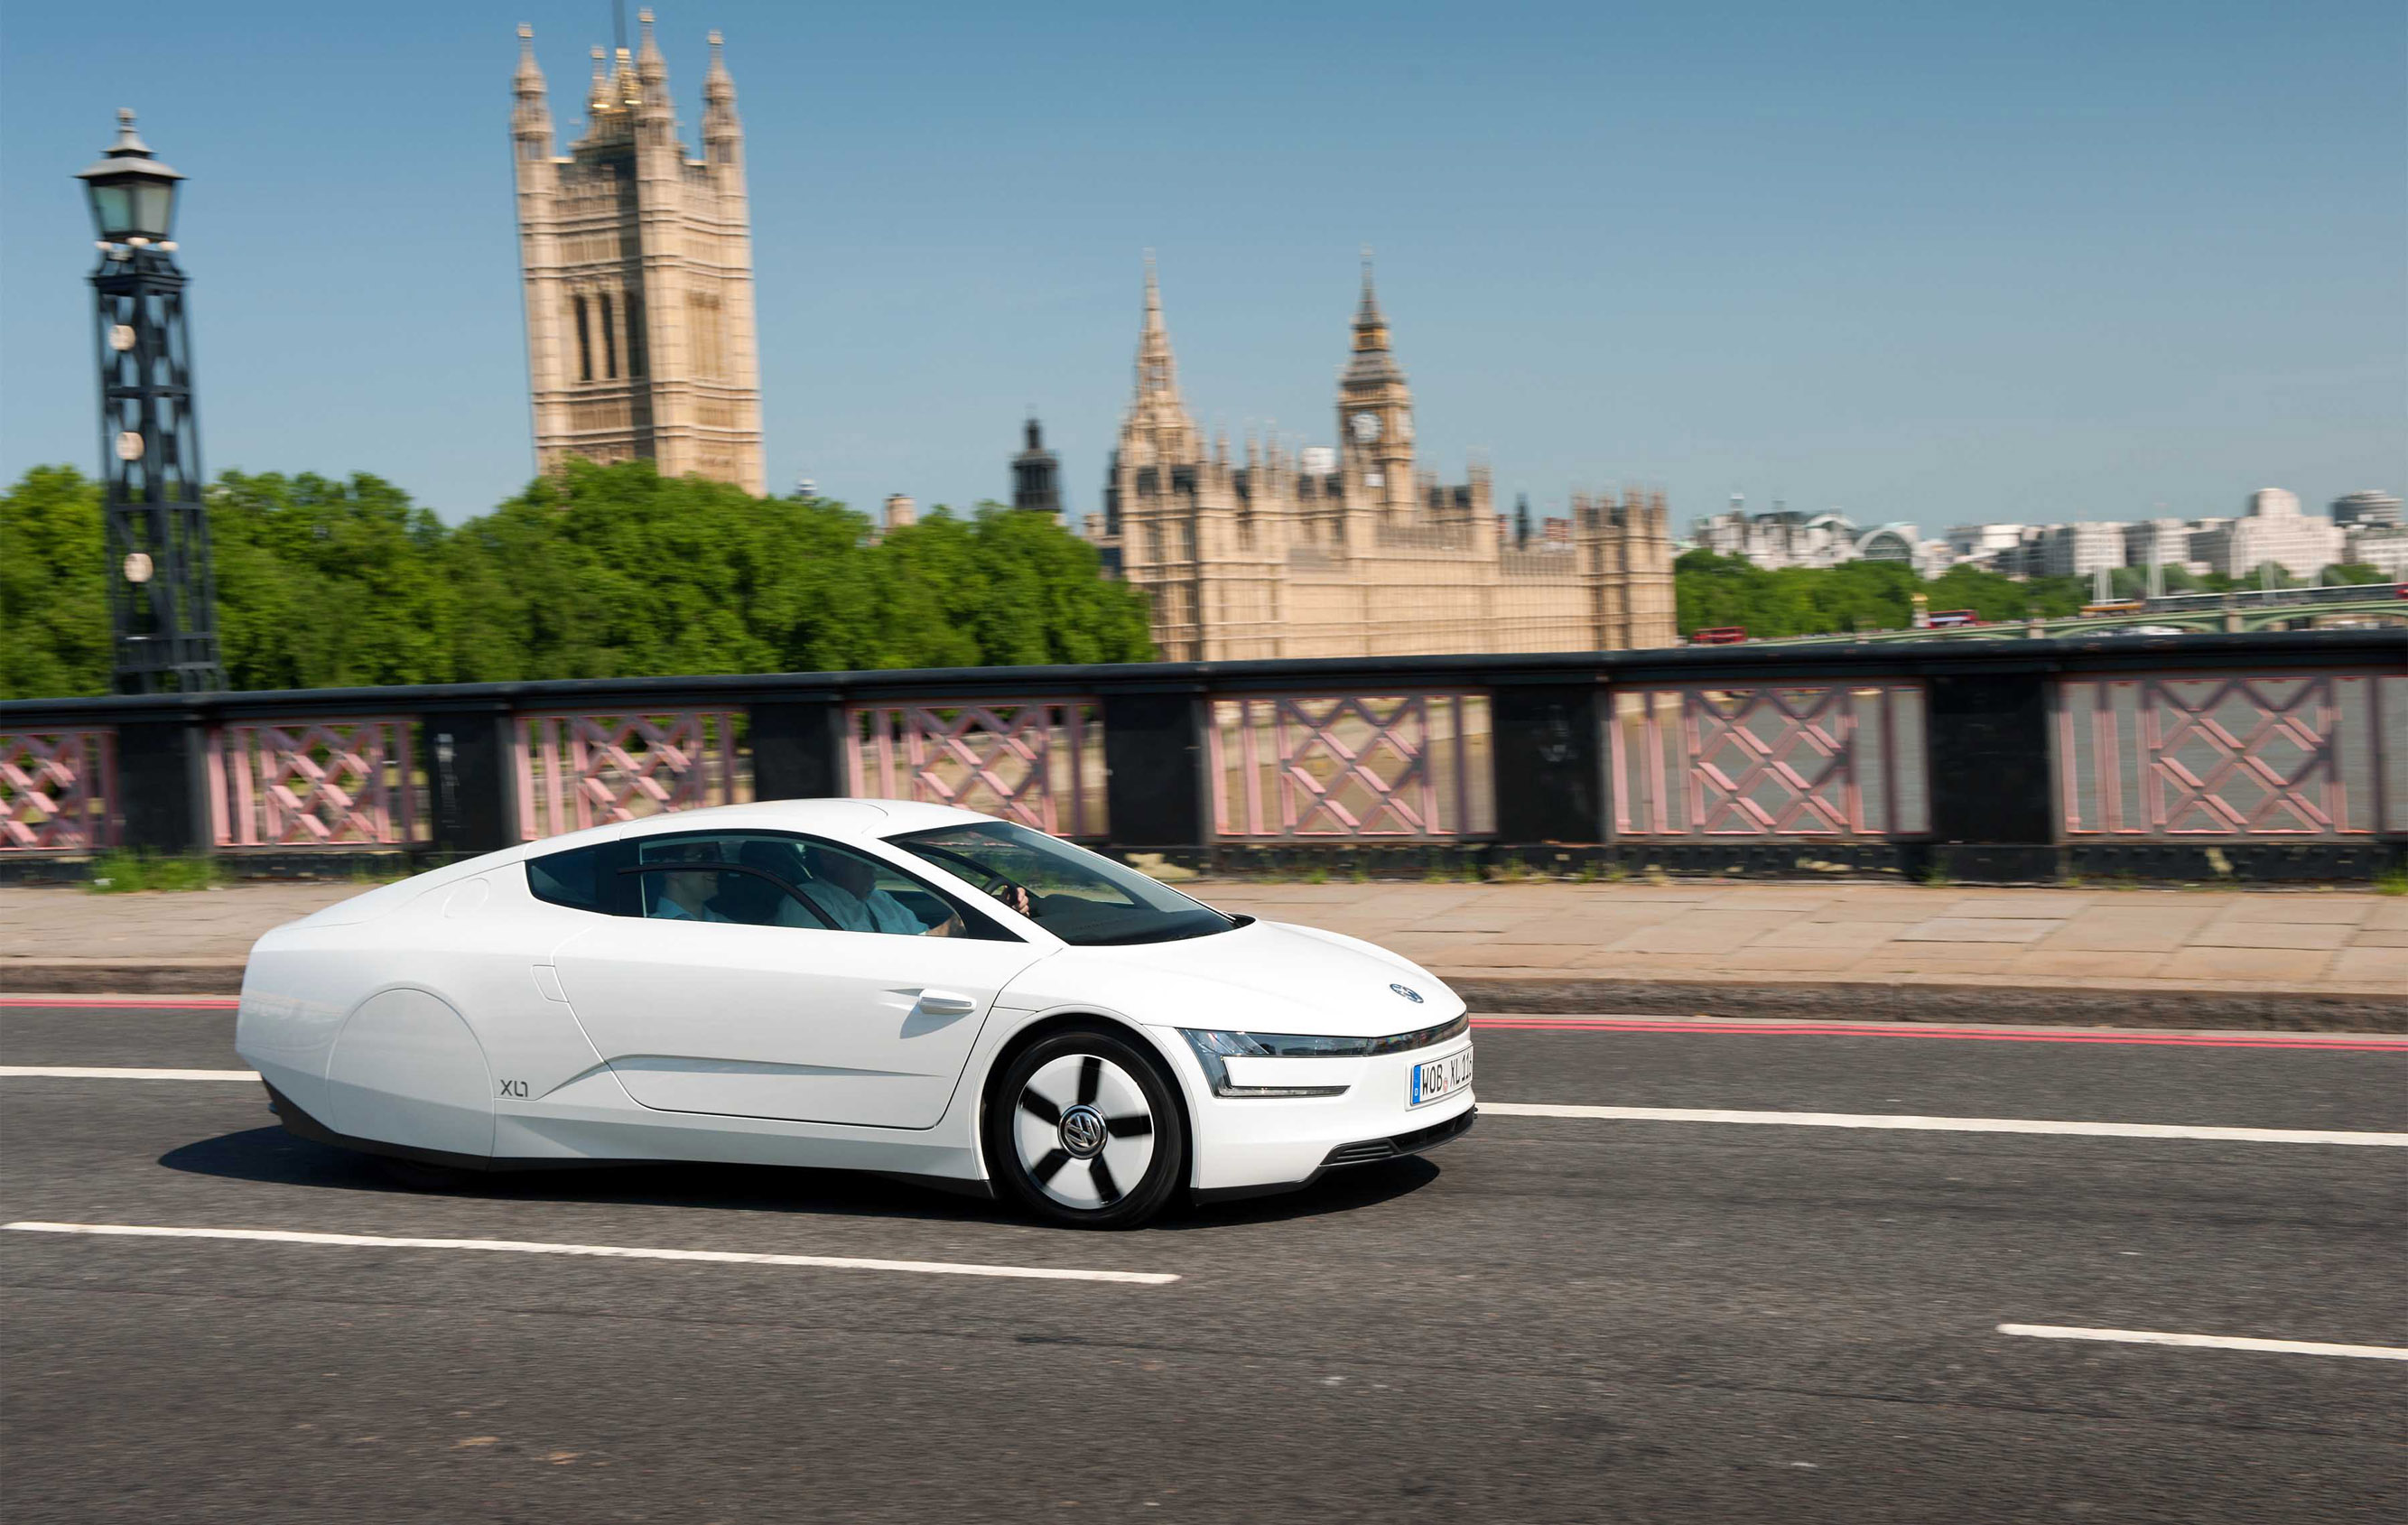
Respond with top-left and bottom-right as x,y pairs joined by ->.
2059,672 -> 2397,837
209,719 -> 420,848
1610,683 -> 1929,837
515,709 -> 742,841
846,700 -> 1104,838
1,729 -> 117,853
1211,693 -> 1492,838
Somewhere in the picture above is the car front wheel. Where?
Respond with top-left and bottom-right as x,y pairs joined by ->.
987,1027 -> 1185,1230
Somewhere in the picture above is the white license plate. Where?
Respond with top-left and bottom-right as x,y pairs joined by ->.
1409,1047 -> 1473,1108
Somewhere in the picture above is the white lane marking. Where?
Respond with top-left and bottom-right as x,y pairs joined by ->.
5,1073 -> 2398,1148
0,1066 -> 258,1081
1481,1102 -> 2408,1147
1,1222 -> 1179,1286
1998,1324 -> 2408,1361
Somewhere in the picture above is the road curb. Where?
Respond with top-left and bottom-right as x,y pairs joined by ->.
6,961 -> 2403,1033
3,962 -> 247,996
1449,976 -> 2408,1033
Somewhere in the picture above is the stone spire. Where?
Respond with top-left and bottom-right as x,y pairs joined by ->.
703,29 -> 740,154
612,45 -> 640,110
1130,255 -> 1194,433
514,23 -> 544,91
1344,251 -> 1402,385
512,24 -> 553,145
587,45 -> 612,122
637,7 -> 666,80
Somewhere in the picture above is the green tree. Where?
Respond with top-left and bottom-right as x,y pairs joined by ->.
0,466 -> 110,699
2320,562 -> 2386,586
209,470 -> 460,690
1,459 -> 1151,699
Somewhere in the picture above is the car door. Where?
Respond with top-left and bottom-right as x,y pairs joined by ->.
550,830 -> 1047,1130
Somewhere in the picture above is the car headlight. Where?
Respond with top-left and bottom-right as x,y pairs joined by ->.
1178,1028 -> 1351,1098
1177,1014 -> 1469,1098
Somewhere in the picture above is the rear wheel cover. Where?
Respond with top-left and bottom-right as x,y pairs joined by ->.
988,1029 -> 1183,1228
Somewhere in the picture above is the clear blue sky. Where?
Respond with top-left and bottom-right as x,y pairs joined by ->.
3,2 -> 2401,535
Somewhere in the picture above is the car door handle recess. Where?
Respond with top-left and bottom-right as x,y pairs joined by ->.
917,990 -> 979,1016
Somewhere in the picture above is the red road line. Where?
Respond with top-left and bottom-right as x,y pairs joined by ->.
1469,1017 -> 2408,1050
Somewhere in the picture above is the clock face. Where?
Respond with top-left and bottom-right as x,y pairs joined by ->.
1350,410 -> 1382,443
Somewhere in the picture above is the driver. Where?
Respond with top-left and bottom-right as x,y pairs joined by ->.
798,843 -> 952,936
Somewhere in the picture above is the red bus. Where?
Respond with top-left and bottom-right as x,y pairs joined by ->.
1926,609 -> 1981,628
1690,627 -> 1747,645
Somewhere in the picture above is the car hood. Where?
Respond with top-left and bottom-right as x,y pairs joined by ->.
998,917 -> 1463,1037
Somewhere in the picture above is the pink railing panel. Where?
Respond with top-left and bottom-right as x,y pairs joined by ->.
515,710 -> 743,842
210,719 -> 421,848
1210,693 -> 1492,839
846,701 -> 1104,838
1611,683 -> 1929,838
1,729 -> 118,853
2058,672 -> 2396,838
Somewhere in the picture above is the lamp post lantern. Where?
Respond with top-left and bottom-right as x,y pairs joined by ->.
77,108 -> 222,693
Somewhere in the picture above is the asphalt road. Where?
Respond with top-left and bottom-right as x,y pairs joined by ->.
3,1002 -> 2403,1524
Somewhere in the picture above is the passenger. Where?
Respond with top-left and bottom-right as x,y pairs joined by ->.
798,843 -> 951,935
647,844 -> 732,922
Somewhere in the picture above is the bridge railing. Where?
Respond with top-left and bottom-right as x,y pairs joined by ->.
3,629 -> 2400,881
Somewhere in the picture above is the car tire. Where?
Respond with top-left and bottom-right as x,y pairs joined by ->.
985,1026 -> 1185,1230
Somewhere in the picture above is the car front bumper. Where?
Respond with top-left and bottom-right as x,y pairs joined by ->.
1158,1032 -> 1478,1198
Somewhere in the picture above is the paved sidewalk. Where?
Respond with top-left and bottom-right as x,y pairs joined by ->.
3,879 -> 2403,1028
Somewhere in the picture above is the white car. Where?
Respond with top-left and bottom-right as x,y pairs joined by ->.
235,800 -> 1475,1228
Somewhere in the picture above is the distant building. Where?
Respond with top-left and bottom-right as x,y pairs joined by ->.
1011,417 -> 1064,519
509,14 -> 765,493
1945,522 -> 2027,563
2190,489 -> 2344,580
1692,500 -> 1859,570
882,494 -> 916,532
2332,491 -> 2403,527
1086,260 -> 1673,659
2342,525 -> 2408,579
1695,499 -> 1948,575
2031,521 -> 2129,579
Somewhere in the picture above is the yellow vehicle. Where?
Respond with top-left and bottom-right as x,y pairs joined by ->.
2081,599 -> 2146,618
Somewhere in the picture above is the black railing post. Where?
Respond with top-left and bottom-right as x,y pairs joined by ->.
749,696 -> 849,801
1922,663 -> 2059,881
113,702 -> 212,855
1100,683 -> 1212,851
1489,680 -> 1609,844
420,700 -> 517,858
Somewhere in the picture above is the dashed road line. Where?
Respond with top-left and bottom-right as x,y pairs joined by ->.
1,1222 -> 1180,1286
1997,1324 -> 2408,1360
1481,1102 -> 2408,1146
1470,1017 -> 2408,1050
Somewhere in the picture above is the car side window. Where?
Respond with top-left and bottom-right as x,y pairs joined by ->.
619,830 -> 1016,941
527,842 -> 612,913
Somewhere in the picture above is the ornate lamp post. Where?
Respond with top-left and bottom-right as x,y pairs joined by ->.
77,109 -> 222,693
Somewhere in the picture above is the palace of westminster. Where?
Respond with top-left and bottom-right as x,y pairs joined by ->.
508,14 -> 1676,659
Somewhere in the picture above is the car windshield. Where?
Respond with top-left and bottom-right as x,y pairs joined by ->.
888,820 -> 1238,946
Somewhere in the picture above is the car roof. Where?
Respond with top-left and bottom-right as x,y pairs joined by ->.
608,796 -> 998,842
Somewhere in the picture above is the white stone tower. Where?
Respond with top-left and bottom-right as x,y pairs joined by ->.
510,13 -> 765,493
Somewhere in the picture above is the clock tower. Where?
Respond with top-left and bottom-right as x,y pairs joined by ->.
1337,256 -> 1415,515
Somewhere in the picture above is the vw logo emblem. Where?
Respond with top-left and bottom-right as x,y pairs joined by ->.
1390,982 -> 1424,1004
1059,1104 -> 1109,1158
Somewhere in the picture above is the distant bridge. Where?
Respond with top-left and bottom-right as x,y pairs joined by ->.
1763,584 -> 2407,646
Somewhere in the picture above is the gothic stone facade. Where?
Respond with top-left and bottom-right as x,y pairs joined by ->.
510,12 -> 765,493
1087,265 -> 1675,660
